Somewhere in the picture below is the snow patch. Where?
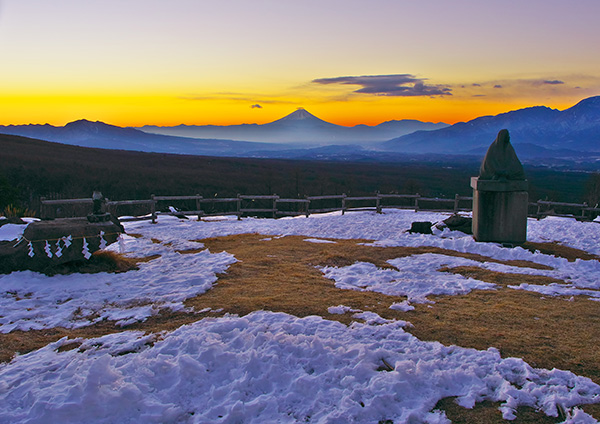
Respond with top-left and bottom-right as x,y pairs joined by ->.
0,312 -> 598,423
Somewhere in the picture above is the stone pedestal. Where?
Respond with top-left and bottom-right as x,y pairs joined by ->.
471,177 -> 528,244
0,217 -> 124,274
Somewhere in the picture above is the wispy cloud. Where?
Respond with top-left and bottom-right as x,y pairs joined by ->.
542,79 -> 564,85
312,74 -> 452,97
178,93 -> 295,106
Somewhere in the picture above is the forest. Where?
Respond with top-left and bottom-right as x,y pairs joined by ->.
0,133 -> 597,216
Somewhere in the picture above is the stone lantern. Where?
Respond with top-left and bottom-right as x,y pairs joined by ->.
471,129 -> 528,244
87,191 -> 111,223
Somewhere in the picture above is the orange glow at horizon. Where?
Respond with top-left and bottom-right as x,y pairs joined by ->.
0,91 -> 591,128
1,1 -> 599,128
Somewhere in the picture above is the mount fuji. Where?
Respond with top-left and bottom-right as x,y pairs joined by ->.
138,108 -> 448,145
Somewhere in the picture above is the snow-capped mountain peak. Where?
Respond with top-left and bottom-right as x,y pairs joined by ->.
266,108 -> 337,128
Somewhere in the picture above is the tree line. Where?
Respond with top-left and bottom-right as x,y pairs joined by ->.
0,133 -> 596,216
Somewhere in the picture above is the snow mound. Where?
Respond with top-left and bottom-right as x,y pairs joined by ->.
1,312 -> 598,423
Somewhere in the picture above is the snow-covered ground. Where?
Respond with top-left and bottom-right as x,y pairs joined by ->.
1,210 -> 599,423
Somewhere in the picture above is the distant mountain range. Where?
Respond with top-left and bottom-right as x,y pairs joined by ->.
0,119 -> 287,157
1,96 -> 599,164
383,96 -> 600,158
138,108 -> 449,144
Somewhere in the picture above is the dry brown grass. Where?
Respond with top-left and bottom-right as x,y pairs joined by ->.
41,250 -> 155,276
523,241 -> 600,262
1,233 -> 598,422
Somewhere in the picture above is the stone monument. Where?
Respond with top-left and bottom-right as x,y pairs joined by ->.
471,129 -> 528,244
87,191 -> 112,223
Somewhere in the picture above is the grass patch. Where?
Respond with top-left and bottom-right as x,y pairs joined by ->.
523,241 -> 600,262
435,397 -> 563,424
41,250 -> 159,276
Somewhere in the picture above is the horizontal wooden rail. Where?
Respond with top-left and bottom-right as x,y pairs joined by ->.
377,194 -> 420,199
108,200 -> 155,206
238,195 -> 279,200
152,195 -> 202,201
306,195 -> 346,200
275,199 -> 310,204
418,197 -> 455,203
199,198 -> 239,203
537,200 -> 587,208
40,197 -> 92,205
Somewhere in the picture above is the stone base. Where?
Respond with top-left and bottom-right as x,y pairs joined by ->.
471,177 -> 528,244
87,213 -> 112,223
0,217 -> 124,274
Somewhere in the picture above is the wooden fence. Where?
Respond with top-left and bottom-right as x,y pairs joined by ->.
39,193 -> 600,223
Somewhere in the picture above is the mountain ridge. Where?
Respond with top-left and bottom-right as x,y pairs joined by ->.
138,109 -> 449,144
382,96 -> 600,154
1,96 -> 599,162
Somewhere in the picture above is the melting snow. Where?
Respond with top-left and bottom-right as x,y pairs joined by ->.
1,312 -> 599,423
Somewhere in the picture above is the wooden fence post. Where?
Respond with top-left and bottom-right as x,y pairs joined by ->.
414,193 -> 420,212
305,196 -> 310,218
341,194 -> 347,215
454,193 -> 460,213
272,194 -> 278,219
237,194 -> 242,220
376,192 -> 382,214
195,194 -> 201,218
40,197 -> 46,219
150,194 -> 157,224
536,201 -> 542,220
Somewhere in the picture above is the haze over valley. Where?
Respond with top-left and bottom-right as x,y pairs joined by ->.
2,96 -> 599,168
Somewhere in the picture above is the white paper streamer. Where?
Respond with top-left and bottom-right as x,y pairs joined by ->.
55,239 -> 63,257
44,241 -> 52,258
63,235 -> 72,248
82,237 -> 91,260
27,241 -> 35,258
118,234 -> 125,253
99,231 -> 107,249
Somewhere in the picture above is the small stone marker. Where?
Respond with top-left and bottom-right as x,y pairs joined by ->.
408,221 -> 433,234
471,129 -> 528,244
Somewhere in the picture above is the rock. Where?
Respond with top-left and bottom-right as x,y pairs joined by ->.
408,221 -> 433,234
0,217 -> 123,274
436,214 -> 473,234
168,206 -> 189,220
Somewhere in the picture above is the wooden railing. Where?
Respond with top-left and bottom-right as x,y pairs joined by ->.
39,193 -> 599,223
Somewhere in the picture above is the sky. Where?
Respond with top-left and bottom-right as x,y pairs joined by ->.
0,0 -> 599,127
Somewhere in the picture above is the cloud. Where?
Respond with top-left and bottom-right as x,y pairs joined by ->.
312,74 -> 452,97
542,80 -> 564,85
250,104 -> 263,109
494,85 -> 503,89
178,93 -> 295,105
472,83 -> 481,87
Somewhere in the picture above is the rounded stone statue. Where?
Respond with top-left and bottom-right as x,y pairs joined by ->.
471,129 -> 528,244
479,129 -> 525,181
